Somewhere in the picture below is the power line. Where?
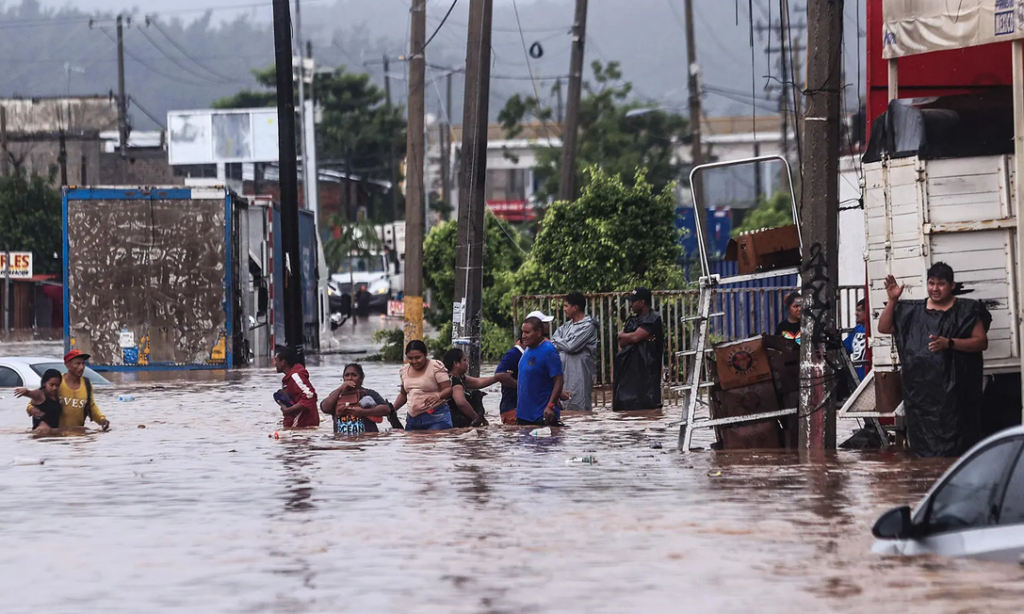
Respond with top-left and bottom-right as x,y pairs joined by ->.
135,25 -> 232,84
510,0 -> 555,143
98,27 -> 214,87
417,0 -> 459,56
128,95 -> 166,129
146,17 -> 246,84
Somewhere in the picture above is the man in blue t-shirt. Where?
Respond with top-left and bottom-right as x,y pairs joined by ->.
517,316 -> 564,426
844,299 -> 868,380
495,330 -> 525,424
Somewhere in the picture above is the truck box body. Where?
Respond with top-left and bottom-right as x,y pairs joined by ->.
63,187 -> 241,370
272,206 -> 320,352
864,155 -> 1019,373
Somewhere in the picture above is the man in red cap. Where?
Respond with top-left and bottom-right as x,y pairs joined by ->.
17,349 -> 110,430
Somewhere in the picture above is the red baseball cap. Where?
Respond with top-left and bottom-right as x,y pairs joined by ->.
64,349 -> 91,363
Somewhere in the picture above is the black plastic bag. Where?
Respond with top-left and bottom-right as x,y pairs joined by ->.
893,298 -> 992,457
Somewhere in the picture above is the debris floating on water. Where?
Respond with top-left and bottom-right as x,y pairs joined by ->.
567,456 -> 598,465
11,457 -> 45,466
529,427 -> 553,438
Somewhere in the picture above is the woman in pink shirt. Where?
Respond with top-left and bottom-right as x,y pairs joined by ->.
394,340 -> 453,430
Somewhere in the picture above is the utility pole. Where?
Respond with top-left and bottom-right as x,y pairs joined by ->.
1,105 -> 9,177
404,0 -> 427,347
555,78 -> 564,124
383,56 -> 401,261
798,0 -> 843,452
116,14 -> 128,184
272,0 -> 305,360
440,71 -> 453,205
756,9 -> 807,187
452,0 -> 493,376
558,0 -> 587,202
303,40 -> 319,228
683,0 -> 706,238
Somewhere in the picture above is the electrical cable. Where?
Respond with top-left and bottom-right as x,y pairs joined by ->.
99,27 -> 213,87
129,95 -> 167,129
510,0 -> 554,143
416,0 -> 459,57
136,26 -> 235,84
147,17 -> 247,84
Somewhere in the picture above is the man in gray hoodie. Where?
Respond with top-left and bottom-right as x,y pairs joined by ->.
551,292 -> 600,411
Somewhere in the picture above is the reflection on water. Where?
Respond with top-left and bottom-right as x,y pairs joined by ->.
1,351 -> 1023,613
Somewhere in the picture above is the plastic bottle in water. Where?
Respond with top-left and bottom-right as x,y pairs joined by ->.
529,426 -> 553,437
118,394 -> 135,402
566,456 -> 598,465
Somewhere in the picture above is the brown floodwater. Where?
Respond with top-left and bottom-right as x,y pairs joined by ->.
2,337 -> 1023,613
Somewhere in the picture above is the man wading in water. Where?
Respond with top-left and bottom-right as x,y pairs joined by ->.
17,350 -> 110,431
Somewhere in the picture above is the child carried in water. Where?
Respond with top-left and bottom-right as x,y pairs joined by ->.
15,369 -> 64,434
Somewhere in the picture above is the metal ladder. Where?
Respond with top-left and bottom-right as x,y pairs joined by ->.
676,269 -> 802,451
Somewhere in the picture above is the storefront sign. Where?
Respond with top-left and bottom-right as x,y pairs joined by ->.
0,252 -> 32,279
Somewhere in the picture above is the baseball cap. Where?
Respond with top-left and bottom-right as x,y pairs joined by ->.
628,287 -> 652,304
64,349 -> 91,363
526,310 -> 554,323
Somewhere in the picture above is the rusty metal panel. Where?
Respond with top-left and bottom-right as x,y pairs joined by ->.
66,193 -> 230,368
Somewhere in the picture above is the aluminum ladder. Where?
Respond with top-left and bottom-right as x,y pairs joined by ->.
675,269 -> 802,451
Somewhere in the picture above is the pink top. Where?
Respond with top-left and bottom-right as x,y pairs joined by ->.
400,360 -> 450,417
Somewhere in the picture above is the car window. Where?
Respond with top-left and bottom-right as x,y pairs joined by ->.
0,366 -> 23,387
998,445 -> 1024,526
29,363 -> 111,386
925,439 -> 1022,534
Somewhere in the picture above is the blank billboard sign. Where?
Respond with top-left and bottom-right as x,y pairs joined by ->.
168,108 -> 279,165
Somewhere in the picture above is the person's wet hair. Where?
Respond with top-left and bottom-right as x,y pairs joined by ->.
857,298 -> 866,309
443,348 -> 465,371
565,292 -> 587,311
275,347 -> 296,366
927,262 -> 955,284
405,340 -> 428,355
784,292 -> 801,311
40,368 -> 62,388
343,363 -> 364,378
523,316 -> 543,333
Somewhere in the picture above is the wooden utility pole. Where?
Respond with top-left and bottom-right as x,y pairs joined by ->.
453,0 -> 493,376
440,71 -> 453,205
683,0 -> 706,238
558,0 -> 587,202
272,0 -> 305,360
798,0 -> 843,452
404,0 -> 427,347
116,15 -> 128,184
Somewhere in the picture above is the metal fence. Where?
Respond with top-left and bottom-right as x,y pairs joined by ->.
513,284 -> 867,408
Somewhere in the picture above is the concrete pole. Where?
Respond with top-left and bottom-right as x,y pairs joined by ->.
1012,40 -> 1024,426
116,15 -> 128,184
404,0 -> 427,346
558,0 -> 587,203
798,0 -> 843,452
453,0 -> 493,376
684,0 -> 706,236
441,71 -> 453,205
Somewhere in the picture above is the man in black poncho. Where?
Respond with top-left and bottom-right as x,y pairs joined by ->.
612,287 -> 664,411
877,262 -> 992,457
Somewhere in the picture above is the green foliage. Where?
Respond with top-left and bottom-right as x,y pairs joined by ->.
498,60 -> 689,203
214,65 -> 406,222
0,170 -> 62,275
370,328 -> 405,362
422,215 -> 526,330
421,215 -> 526,361
733,191 -> 795,234
513,167 -> 686,296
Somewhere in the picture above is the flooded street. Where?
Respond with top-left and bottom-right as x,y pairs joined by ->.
2,333 -> 1023,613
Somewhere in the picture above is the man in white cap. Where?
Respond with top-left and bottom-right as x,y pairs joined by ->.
526,310 -> 554,338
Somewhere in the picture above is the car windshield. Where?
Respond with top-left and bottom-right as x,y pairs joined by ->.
337,256 -> 386,275
30,363 -> 111,386
925,439 -> 1021,533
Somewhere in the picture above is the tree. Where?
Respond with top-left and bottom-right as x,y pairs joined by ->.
422,215 -> 527,359
513,167 -> 685,296
214,65 -> 406,223
498,60 -> 689,204
0,170 -> 62,275
733,192 -> 795,234
322,216 -> 386,274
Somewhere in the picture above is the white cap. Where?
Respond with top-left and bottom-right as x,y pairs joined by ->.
526,310 -> 554,323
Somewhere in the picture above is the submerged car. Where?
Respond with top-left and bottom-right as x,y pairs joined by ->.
0,356 -> 112,388
872,426 -> 1024,564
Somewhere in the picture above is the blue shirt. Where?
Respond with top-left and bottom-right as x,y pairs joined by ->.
517,340 -> 563,422
495,345 -> 524,414
844,324 -> 867,380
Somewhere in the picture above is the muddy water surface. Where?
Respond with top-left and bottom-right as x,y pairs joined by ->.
1,340 -> 1023,613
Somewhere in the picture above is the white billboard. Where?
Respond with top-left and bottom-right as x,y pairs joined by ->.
168,108 -> 280,165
